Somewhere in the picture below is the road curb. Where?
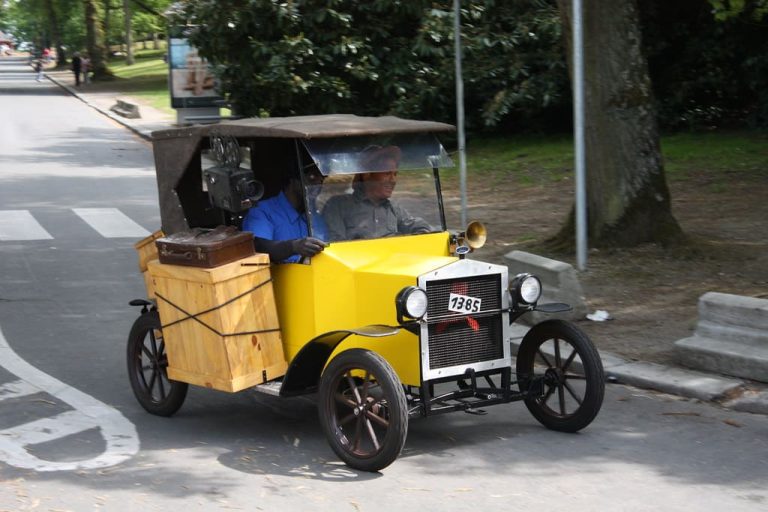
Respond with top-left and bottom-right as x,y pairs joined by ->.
605,360 -> 744,402
510,325 -> 766,413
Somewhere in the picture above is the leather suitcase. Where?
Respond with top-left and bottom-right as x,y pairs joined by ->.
156,226 -> 255,268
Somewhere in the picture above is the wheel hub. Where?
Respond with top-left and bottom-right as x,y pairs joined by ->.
544,367 -> 564,386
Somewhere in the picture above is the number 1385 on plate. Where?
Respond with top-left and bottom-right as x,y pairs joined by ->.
448,293 -> 481,314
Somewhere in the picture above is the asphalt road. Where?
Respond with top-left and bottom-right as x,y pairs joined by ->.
0,56 -> 767,511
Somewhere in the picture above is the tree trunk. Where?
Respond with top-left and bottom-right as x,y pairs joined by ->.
123,0 -> 134,64
85,0 -> 113,79
554,0 -> 683,248
103,0 -> 111,50
43,0 -> 66,68
153,32 -> 159,50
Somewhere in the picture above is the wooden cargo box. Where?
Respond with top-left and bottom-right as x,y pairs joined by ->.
147,254 -> 287,392
135,230 -> 164,299
134,230 -> 164,272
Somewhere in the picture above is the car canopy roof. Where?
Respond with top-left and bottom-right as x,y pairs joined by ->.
151,114 -> 455,141
151,115 -> 455,234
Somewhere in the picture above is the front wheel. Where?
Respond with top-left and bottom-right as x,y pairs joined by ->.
318,349 -> 408,472
516,319 -> 604,432
127,310 -> 188,416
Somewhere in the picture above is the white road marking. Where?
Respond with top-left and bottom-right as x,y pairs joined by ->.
0,325 -> 139,472
73,207 -> 150,238
0,210 -> 53,241
0,379 -> 40,400
0,411 -> 97,445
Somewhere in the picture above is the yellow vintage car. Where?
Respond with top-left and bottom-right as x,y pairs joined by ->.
127,114 -> 605,472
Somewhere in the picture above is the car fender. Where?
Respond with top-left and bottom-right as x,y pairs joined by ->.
279,325 -> 400,396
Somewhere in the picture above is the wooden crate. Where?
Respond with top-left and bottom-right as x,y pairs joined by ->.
134,230 -> 164,272
142,270 -> 156,299
147,254 -> 287,392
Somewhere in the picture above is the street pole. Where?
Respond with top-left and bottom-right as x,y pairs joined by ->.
454,0 -> 468,228
573,0 -> 587,270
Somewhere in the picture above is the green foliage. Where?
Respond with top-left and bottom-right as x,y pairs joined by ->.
2,0 -> 171,54
174,0 -> 568,129
708,0 -> 768,20
640,0 -> 768,129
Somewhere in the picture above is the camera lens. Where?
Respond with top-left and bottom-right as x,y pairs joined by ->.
238,178 -> 263,201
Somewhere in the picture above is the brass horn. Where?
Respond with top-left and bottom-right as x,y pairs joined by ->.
465,221 -> 487,250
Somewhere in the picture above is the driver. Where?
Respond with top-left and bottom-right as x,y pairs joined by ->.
242,164 -> 328,262
322,145 -> 431,241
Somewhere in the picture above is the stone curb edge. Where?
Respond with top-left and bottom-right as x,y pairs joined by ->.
509,325 -> 768,415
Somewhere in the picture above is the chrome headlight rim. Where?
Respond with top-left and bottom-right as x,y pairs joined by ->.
396,286 -> 428,320
511,273 -> 542,305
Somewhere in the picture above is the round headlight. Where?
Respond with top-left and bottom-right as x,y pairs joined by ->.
511,273 -> 542,305
396,286 -> 428,320
519,275 -> 542,304
404,287 -> 428,319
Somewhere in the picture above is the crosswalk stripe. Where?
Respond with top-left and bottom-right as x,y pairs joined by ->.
0,380 -> 40,401
72,208 -> 150,238
0,410 -> 95,446
0,210 -> 53,241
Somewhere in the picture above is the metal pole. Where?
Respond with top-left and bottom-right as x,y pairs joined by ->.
573,0 -> 587,270
454,0 -> 468,228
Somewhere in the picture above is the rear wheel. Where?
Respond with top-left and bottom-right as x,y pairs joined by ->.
127,310 -> 188,416
318,349 -> 408,472
516,319 -> 604,432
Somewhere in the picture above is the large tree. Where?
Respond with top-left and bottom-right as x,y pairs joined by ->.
553,0 -> 682,248
84,0 -> 112,78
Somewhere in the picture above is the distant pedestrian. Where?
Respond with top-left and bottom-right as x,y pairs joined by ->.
71,52 -> 82,86
35,59 -> 43,81
81,56 -> 90,84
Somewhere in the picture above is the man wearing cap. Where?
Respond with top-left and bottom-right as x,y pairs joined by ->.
242,165 -> 328,263
322,145 -> 431,241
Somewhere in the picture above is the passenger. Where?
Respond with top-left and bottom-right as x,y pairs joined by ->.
242,165 -> 328,263
322,145 -> 431,241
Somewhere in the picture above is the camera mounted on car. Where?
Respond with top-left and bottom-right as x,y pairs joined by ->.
203,134 -> 264,213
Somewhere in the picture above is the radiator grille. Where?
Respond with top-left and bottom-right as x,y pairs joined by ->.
425,274 -> 503,370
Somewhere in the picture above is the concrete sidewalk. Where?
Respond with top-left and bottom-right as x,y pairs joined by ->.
45,68 -> 768,417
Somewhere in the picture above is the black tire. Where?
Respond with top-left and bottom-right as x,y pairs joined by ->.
516,319 -> 604,432
318,349 -> 408,472
127,310 -> 188,416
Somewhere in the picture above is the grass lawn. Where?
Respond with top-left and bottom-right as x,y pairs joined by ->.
448,130 -> 768,188
86,49 -> 172,113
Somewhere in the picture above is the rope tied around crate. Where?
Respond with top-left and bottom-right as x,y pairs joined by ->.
155,269 -> 281,337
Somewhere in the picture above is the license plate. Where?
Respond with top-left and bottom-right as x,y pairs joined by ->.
448,293 -> 482,314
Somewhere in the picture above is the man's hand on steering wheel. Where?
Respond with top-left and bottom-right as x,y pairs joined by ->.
291,237 -> 327,257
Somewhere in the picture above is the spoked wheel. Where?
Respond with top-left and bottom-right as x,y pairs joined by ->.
318,349 -> 408,472
127,310 -> 188,416
516,319 -> 605,432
